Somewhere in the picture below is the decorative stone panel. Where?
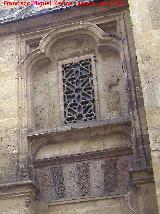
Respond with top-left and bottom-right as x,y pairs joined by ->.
77,162 -> 90,197
35,151 -> 131,202
103,159 -> 118,193
50,166 -> 66,199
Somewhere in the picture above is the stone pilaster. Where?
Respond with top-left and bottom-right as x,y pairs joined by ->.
128,0 -> 160,212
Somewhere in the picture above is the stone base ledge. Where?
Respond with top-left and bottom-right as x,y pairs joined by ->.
130,167 -> 155,185
0,180 -> 38,200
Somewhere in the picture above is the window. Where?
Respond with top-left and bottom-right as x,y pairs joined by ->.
60,56 -> 97,124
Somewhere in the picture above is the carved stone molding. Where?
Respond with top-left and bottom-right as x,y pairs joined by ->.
20,22 -> 123,69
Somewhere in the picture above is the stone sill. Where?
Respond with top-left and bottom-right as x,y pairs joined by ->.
27,116 -> 131,141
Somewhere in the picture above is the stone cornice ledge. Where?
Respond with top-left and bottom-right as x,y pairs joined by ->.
35,146 -> 133,167
27,116 -> 131,141
0,180 -> 38,199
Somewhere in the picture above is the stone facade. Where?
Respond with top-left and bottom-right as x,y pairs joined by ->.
0,2 -> 160,214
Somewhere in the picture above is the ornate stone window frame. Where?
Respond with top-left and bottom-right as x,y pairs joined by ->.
19,18 -> 150,173
58,54 -> 100,124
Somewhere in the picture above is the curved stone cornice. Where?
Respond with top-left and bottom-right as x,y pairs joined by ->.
20,48 -> 47,72
20,22 -> 123,71
39,21 -> 123,57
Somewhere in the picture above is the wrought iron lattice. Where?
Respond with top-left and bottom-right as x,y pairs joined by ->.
62,58 -> 96,124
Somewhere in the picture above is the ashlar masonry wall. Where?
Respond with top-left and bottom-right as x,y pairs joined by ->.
0,34 -> 19,183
